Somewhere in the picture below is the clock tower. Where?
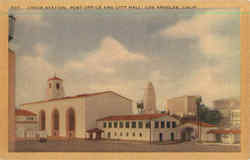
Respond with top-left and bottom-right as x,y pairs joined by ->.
47,75 -> 65,100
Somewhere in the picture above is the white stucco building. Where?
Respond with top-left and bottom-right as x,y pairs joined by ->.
20,76 -> 133,139
96,113 -> 180,143
207,129 -> 240,144
16,109 -> 39,140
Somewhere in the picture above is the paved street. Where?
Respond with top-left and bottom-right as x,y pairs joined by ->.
15,140 -> 241,152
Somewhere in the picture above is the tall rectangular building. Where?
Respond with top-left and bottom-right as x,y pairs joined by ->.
166,95 -> 198,116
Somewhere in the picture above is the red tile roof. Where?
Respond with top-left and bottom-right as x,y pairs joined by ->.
182,120 -> 216,127
207,129 -> 240,135
48,76 -> 63,81
21,91 -> 132,106
97,113 -> 171,121
15,109 -> 36,116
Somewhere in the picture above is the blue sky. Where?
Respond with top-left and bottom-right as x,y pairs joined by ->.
10,9 -> 240,110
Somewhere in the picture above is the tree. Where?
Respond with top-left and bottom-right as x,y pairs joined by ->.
196,98 -> 222,125
136,101 -> 144,113
160,110 -> 166,114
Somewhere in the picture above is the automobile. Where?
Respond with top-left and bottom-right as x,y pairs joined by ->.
38,131 -> 48,143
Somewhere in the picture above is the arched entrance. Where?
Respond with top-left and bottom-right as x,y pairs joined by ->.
39,110 -> 46,130
51,109 -> 59,136
159,133 -> 163,142
181,127 -> 194,141
107,132 -> 111,139
170,132 -> 175,141
66,108 -> 75,138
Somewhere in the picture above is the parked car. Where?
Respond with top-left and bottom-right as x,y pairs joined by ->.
38,131 -> 48,143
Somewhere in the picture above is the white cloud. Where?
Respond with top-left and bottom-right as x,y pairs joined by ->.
157,10 -> 240,107
160,9 -> 239,56
66,37 -> 148,74
16,55 -> 56,105
16,37 -> 149,105
178,64 -> 240,106
33,43 -> 48,57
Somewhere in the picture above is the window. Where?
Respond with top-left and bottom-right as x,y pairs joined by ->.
107,132 -> 111,138
119,121 -> 124,128
49,83 -> 52,88
103,122 -> 107,128
40,110 -> 46,130
133,132 -> 135,136
132,121 -> 136,128
167,121 -> 170,128
125,121 -> 130,128
146,121 -> 151,128
114,121 -> 118,128
108,122 -> 112,128
161,120 -> 165,128
126,132 -> 129,136
67,108 -> 75,131
52,110 -> 59,130
26,117 -> 34,120
114,132 -> 117,136
138,121 -> 143,128
139,133 -> 142,137
56,83 -> 60,89
120,132 -> 123,136
172,121 -> 176,128
154,121 -> 159,128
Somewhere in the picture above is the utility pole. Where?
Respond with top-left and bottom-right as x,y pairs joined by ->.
196,96 -> 202,142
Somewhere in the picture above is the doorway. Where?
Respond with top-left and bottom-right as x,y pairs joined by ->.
159,133 -> 163,142
66,108 -> 75,138
170,132 -> 175,141
181,127 -> 194,141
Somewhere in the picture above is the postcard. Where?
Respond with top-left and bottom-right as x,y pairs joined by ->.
0,0 -> 249,160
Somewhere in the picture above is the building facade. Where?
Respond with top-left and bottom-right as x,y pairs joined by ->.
213,98 -> 240,128
179,121 -> 217,142
96,113 -> 181,143
143,82 -> 157,114
16,109 -> 39,140
207,129 -> 240,144
166,95 -> 199,116
21,76 -> 133,139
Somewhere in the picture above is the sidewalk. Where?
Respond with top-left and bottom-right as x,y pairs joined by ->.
199,142 -> 240,146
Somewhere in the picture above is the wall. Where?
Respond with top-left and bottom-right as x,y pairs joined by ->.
85,92 -> 132,130
186,96 -> 198,114
98,120 -> 151,141
16,122 -> 38,138
167,96 -> 198,116
8,49 -> 16,151
167,96 -> 186,116
151,116 -> 181,142
98,116 -> 180,142
179,123 -> 217,142
21,97 -> 85,138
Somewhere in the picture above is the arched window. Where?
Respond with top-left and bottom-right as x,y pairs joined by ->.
40,110 -> 46,130
52,109 -> 59,130
66,108 -> 75,137
68,108 -> 75,131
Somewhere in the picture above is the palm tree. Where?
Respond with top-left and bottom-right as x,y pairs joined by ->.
136,101 -> 144,113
